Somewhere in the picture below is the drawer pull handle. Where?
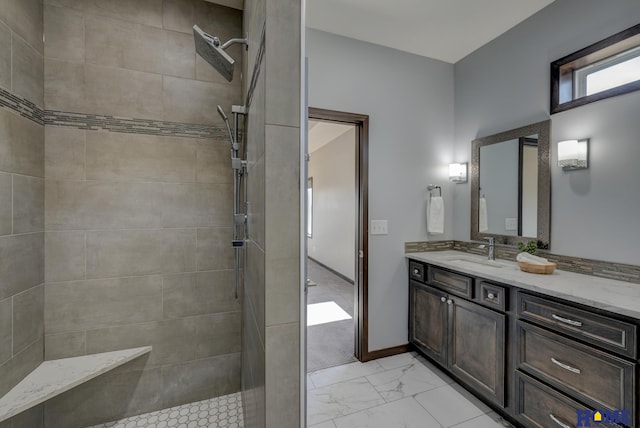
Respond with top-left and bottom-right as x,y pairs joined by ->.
549,413 -> 571,428
551,357 -> 581,374
551,314 -> 583,327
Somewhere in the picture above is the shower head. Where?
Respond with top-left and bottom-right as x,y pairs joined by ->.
217,105 -> 228,122
217,105 -> 235,149
193,25 -> 235,82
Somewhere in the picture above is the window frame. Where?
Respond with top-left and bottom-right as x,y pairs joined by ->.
551,22 -> 640,114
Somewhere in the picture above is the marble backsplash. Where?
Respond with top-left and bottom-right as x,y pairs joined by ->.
405,240 -> 640,284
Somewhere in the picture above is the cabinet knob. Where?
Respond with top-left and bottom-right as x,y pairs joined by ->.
440,297 -> 446,303
447,299 -> 453,305
487,292 -> 495,299
413,268 -> 420,275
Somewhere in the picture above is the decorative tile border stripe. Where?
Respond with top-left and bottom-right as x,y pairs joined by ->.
43,110 -> 229,140
406,240 -> 640,284
0,87 -> 44,125
1,87 -> 231,139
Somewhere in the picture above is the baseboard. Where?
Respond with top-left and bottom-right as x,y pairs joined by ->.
361,344 -> 410,362
307,256 -> 354,284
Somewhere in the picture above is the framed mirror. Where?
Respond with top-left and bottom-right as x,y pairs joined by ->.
470,120 -> 551,248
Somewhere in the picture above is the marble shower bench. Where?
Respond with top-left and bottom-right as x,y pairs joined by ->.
0,346 -> 152,423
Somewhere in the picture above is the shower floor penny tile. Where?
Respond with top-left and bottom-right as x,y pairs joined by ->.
88,392 -> 243,428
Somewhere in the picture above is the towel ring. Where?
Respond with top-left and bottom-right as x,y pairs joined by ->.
427,184 -> 441,200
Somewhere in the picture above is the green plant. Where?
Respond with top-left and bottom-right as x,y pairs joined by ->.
518,241 -> 537,255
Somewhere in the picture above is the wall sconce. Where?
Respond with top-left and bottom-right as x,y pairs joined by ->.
449,163 -> 468,183
557,139 -> 589,170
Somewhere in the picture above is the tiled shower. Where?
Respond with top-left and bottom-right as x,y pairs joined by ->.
0,0 -> 301,427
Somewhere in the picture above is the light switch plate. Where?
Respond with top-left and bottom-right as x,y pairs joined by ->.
371,220 -> 388,235
505,218 -> 518,231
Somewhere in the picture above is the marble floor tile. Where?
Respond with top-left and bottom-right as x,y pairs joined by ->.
365,361 -> 449,402
309,360 -> 383,389
307,377 -> 385,426
309,420 -> 338,428
450,413 -> 506,428
374,351 -> 418,371
333,397 -> 443,428
414,384 -> 486,427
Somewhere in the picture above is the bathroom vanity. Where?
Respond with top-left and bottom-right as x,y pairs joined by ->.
407,251 -> 640,428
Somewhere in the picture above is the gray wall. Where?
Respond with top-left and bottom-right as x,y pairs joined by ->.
41,1 -> 242,426
454,0 -> 640,265
0,0 -> 45,426
242,0 -> 302,427
308,128 -> 356,281
307,28 -> 455,351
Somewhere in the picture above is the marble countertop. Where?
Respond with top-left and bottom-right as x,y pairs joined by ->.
0,346 -> 152,423
406,250 -> 640,320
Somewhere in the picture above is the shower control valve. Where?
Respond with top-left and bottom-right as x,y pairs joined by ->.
234,214 -> 247,225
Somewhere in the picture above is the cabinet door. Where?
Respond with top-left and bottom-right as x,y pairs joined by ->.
449,297 -> 506,407
410,281 -> 448,365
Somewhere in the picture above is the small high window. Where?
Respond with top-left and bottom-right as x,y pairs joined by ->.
551,23 -> 640,114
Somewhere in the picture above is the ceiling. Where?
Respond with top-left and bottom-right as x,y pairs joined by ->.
306,0 -> 555,63
308,120 -> 354,153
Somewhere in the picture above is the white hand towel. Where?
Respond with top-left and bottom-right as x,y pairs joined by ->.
479,197 -> 489,232
427,196 -> 444,234
516,252 -> 549,265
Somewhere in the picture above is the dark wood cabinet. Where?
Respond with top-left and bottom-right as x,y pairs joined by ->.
450,297 -> 505,406
407,258 -> 639,428
409,275 -> 506,407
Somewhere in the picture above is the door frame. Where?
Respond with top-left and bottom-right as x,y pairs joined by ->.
308,107 -> 369,360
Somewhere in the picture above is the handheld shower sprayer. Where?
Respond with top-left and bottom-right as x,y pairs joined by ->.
217,105 -> 239,151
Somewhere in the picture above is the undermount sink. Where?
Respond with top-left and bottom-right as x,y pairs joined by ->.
442,256 -> 504,268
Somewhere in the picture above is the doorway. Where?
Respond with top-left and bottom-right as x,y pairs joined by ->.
306,108 -> 369,370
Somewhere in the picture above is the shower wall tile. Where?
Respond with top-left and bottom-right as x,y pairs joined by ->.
85,318 -> 197,368
44,276 -> 163,333
0,23 -> 11,90
12,34 -> 44,107
44,231 -> 85,282
12,284 -> 44,355
85,15 -> 195,79
0,172 -> 11,235
196,227 -> 234,271
195,312 -> 242,358
161,353 -> 241,408
44,331 -> 86,360
43,58 -> 85,111
264,0 -> 300,128
44,126 -> 85,181
43,0 -> 163,29
84,64 -> 164,119
0,338 -> 43,398
265,257 -> 299,327
196,139 -> 233,184
0,232 -> 44,301
0,297 -> 12,364
43,4 -> 85,62
85,132 -> 198,183
43,366 -> 163,428
160,182 -> 233,228
245,240 -> 265,346
247,153 -> 265,249
162,0 -> 193,34
45,180 -> 164,230
264,125 -> 300,260
2,0 -> 44,55
8,404 -> 43,428
162,76 -> 240,125
162,270 -> 239,319
85,229 -> 196,278
12,175 -> 44,234
265,323 -> 300,428
0,108 -> 44,178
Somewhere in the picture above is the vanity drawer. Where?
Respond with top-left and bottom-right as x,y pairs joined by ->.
409,260 -> 426,282
478,281 -> 507,312
515,371 -> 619,428
428,267 -> 473,299
517,321 -> 635,416
517,293 -> 637,359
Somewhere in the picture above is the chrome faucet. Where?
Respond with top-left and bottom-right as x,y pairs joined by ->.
485,237 -> 496,260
